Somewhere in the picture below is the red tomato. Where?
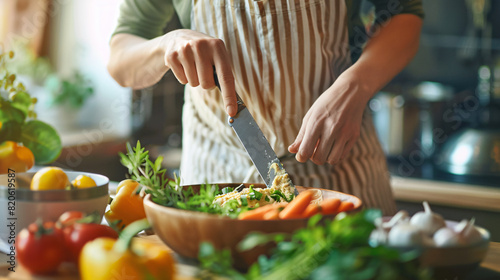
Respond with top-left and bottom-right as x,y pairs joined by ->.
57,211 -> 85,228
63,223 -> 118,263
16,222 -> 65,274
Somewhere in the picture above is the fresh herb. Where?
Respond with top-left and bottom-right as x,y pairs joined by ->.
240,195 -> 248,207
119,141 -> 248,218
248,185 -> 263,200
270,190 -> 294,202
221,187 -> 234,194
199,209 -> 431,280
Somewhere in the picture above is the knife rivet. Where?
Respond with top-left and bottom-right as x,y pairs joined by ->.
229,118 -> 234,124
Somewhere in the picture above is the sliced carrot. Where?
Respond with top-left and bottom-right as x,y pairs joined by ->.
320,198 -> 341,215
303,204 -> 321,217
278,190 -> 315,219
336,201 -> 355,213
238,202 -> 288,220
263,209 -> 280,220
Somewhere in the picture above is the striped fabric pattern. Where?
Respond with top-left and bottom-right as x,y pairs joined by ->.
180,0 -> 396,215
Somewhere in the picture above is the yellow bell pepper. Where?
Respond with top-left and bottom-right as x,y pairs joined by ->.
80,219 -> 175,280
105,179 -> 147,230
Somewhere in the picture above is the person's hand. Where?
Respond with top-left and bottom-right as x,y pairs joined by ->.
288,73 -> 371,165
162,29 -> 237,116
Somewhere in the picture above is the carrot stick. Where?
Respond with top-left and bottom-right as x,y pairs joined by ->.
336,201 -> 355,213
263,209 -> 280,220
303,204 -> 321,218
278,190 -> 315,219
238,202 -> 288,220
320,198 -> 341,215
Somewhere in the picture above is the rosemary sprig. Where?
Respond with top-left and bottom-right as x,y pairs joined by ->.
119,141 -> 248,218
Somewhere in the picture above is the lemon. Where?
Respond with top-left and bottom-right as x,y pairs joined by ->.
71,175 -> 97,188
30,167 -> 70,191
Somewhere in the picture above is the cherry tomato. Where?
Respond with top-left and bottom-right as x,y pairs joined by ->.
57,211 -> 85,228
0,141 -> 35,174
63,223 -> 118,263
16,221 -> 65,274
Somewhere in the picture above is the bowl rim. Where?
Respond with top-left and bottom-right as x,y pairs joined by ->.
143,184 -> 363,222
0,171 -> 109,201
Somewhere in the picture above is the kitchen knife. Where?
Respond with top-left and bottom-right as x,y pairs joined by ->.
213,70 -> 298,195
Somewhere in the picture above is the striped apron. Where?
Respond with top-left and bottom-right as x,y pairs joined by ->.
179,0 -> 397,215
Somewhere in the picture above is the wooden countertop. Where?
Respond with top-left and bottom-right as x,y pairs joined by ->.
1,235 -> 499,279
391,176 -> 500,212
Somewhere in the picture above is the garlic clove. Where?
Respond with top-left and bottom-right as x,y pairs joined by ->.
370,218 -> 388,245
388,223 -> 425,247
410,201 -> 446,235
434,227 -> 465,247
382,210 -> 410,230
455,218 -> 483,245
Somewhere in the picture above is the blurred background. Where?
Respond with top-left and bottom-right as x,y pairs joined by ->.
1,0 -> 499,237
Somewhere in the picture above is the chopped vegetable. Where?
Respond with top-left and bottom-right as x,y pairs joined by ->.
248,185 -> 263,200
336,200 -> 354,214
221,187 -> 234,194
238,203 -> 288,220
319,197 -> 341,215
278,190 -> 315,219
303,203 -> 321,217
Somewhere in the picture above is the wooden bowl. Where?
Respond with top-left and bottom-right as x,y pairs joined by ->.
144,184 -> 362,269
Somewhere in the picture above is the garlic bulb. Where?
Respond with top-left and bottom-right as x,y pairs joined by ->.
370,218 -> 388,246
388,223 -> 425,247
434,227 -> 464,247
410,201 -> 446,235
382,210 -> 409,230
455,218 -> 483,245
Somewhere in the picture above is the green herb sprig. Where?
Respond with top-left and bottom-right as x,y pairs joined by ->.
119,141 -> 249,218
199,210 -> 431,280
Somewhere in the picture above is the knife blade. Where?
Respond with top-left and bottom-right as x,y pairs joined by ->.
213,69 -> 298,195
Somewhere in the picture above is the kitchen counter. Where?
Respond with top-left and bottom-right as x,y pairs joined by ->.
1,235 -> 499,279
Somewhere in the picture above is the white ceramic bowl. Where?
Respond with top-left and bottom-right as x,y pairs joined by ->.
0,171 -> 109,252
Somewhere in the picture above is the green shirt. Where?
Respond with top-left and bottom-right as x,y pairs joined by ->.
112,0 -> 423,62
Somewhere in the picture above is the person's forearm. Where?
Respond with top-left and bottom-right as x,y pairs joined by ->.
342,14 -> 423,103
108,33 -> 168,89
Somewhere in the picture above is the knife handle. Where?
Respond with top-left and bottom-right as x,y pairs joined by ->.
212,67 -> 246,115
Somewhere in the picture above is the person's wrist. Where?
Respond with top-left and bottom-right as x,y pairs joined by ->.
336,68 -> 374,105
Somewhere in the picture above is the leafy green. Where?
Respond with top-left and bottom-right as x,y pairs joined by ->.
248,185 -> 263,201
199,210 -> 431,280
119,141 -> 250,218
222,187 -> 234,194
19,120 -> 62,164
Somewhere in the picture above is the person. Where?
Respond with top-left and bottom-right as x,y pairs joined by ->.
108,0 -> 423,215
